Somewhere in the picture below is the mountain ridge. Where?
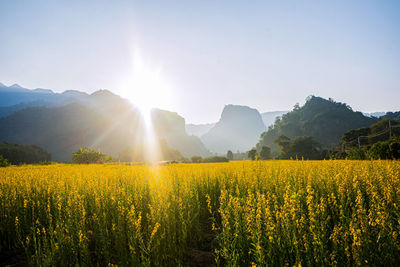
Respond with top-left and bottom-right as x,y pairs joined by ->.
201,104 -> 266,153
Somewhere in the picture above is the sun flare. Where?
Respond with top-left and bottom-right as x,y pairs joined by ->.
119,49 -> 175,163
122,50 -> 173,125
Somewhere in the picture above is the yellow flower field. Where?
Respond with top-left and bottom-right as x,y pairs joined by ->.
1,160 -> 400,266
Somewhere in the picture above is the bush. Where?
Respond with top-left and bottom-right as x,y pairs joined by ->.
191,156 -> 202,163
0,155 -> 10,167
259,146 -> 271,160
348,149 -> 366,160
366,139 -> 400,160
202,156 -> 229,163
247,149 -> 258,160
72,147 -> 113,164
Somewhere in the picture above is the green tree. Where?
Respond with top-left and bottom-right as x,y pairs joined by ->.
191,156 -> 202,163
72,147 -> 113,164
226,150 -> 233,161
201,156 -> 229,163
259,146 -> 271,160
247,149 -> 257,160
275,135 -> 323,159
348,149 -> 366,160
366,138 -> 400,160
0,155 -> 10,167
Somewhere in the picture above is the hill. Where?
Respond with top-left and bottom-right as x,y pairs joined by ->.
185,123 -> 216,137
256,96 -> 378,153
201,104 -> 266,153
0,83 -> 88,108
0,87 -> 210,161
152,109 -> 210,157
261,111 -> 288,127
382,111 -> 400,121
0,103 -> 135,161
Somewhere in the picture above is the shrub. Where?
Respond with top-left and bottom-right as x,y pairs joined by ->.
0,155 -> 10,167
191,156 -> 202,163
72,147 -> 113,164
202,156 -> 229,163
348,149 -> 366,160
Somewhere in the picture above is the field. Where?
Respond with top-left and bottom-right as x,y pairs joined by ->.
1,161 -> 400,266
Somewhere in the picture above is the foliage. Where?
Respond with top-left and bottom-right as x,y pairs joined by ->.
382,111 -> 400,122
202,156 -> 229,163
191,156 -> 202,163
275,135 -> 323,159
226,150 -> 233,161
259,146 -> 271,160
341,119 -> 400,151
256,96 -> 377,154
0,154 -> 10,167
366,139 -> 400,160
347,148 -> 366,160
72,147 -> 113,164
231,151 -> 247,160
0,142 -> 51,165
247,149 -> 257,160
1,161 -> 400,266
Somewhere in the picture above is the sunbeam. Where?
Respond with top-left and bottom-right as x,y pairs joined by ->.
119,48 -> 174,164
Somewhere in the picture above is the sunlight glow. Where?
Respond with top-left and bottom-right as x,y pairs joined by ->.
122,49 -> 173,125
119,48 -> 174,164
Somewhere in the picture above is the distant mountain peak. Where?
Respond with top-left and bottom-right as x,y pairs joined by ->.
201,104 -> 266,153
33,88 -> 54,94
90,89 -> 116,97
0,82 -> 5,87
10,83 -> 23,88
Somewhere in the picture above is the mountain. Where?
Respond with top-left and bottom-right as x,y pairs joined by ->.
0,104 -> 130,161
0,100 -> 52,118
363,112 -> 386,118
0,83 -> 93,114
185,123 -> 216,137
152,109 -> 210,157
256,96 -> 378,153
261,111 -> 288,127
0,83 -> 62,106
382,111 -> 400,122
0,85 -> 210,161
201,104 -> 266,153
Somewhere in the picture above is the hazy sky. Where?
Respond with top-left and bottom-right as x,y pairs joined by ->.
1,0 -> 399,123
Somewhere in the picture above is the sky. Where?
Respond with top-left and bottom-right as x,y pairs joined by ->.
0,0 -> 399,124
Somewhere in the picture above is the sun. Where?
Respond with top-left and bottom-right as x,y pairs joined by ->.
118,49 -> 174,163
121,50 -> 173,125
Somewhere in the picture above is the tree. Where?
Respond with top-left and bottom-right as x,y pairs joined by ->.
275,135 -> 323,159
201,156 -> 229,163
72,147 -> 113,164
226,150 -> 233,160
0,155 -> 10,167
247,149 -> 257,160
366,138 -> 400,160
191,156 -> 202,163
259,146 -> 271,160
274,135 -> 291,157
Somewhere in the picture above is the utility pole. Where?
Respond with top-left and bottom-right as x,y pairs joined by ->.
358,136 -> 361,149
389,120 -> 392,139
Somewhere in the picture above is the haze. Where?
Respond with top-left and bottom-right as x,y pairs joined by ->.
0,0 -> 399,123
